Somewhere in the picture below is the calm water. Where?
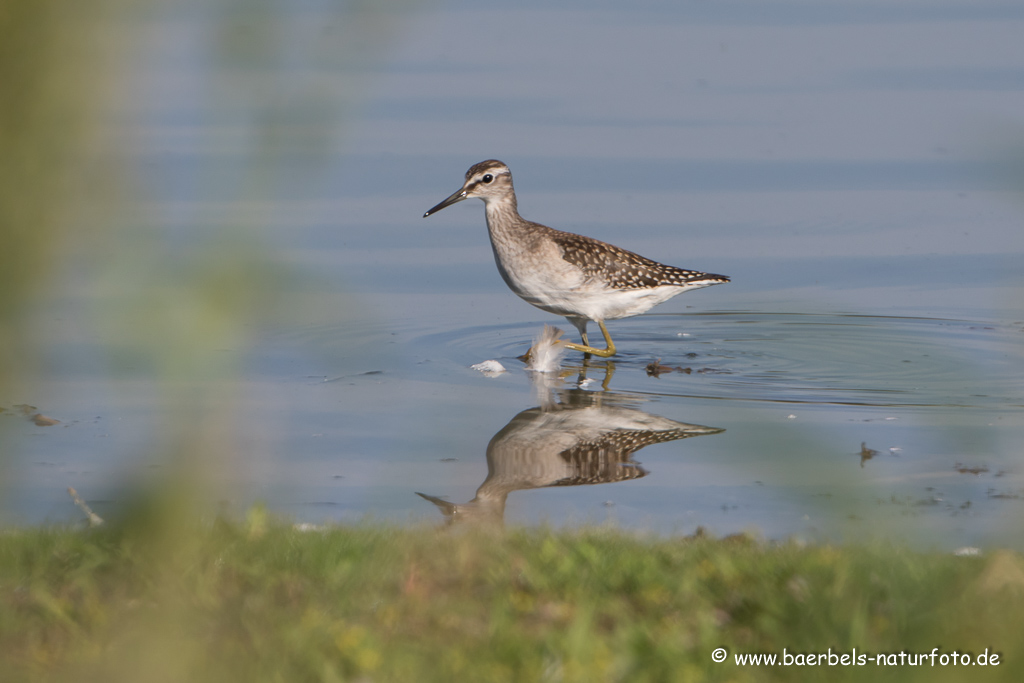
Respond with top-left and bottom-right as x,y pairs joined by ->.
5,0 -> 1024,549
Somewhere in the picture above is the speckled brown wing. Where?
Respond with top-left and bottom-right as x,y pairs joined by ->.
548,230 -> 729,290
548,430 -> 651,486
546,427 -> 707,486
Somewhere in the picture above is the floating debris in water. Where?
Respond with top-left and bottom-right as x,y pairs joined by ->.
955,463 -> 989,475
644,358 -> 729,377
67,487 -> 103,527
645,358 -> 692,377
471,360 -> 507,377
646,359 -> 672,377
5,404 -> 61,427
860,442 -> 878,467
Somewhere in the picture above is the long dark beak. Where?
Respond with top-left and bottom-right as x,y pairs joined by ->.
415,492 -> 461,520
423,187 -> 468,217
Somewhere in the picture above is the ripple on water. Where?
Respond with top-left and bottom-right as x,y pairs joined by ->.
407,312 -> 1024,409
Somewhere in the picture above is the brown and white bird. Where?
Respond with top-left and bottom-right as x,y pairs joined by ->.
424,159 -> 729,357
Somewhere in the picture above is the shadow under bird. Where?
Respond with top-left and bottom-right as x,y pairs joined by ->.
424,159 -> 729,357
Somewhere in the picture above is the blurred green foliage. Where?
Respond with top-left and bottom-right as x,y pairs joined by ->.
0,0 -> 431,581
0,1 -> 111,381
0,0 -> 282,525
1,520 -> 1023,682
0,0 -> 428,501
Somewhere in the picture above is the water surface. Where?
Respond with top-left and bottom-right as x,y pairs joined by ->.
5,0 -> 1024,550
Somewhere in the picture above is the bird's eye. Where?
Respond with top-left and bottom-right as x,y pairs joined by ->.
481,174 -> 493,184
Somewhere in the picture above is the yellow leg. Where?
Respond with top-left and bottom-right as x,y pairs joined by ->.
563,320 -> 616,358
576,359 -> 616,390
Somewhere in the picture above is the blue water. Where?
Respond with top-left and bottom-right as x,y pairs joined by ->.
4,0 -> 1024,549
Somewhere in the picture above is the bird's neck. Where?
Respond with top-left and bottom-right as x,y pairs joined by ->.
483,195 -> 521,237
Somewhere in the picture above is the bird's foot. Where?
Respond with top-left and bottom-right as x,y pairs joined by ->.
562,341 -> 615,358
564,320 -> 617,357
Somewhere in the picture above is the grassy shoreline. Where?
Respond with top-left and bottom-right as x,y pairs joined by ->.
2,516 -> 1023,682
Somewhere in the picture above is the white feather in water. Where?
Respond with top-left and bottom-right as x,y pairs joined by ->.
525,324 -> 567,374
471,359 -> 507,377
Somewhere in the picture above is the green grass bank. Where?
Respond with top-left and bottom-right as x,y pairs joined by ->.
2,515 -> 1022,682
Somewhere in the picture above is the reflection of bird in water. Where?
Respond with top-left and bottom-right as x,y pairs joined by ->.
417,394 -> 723,525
